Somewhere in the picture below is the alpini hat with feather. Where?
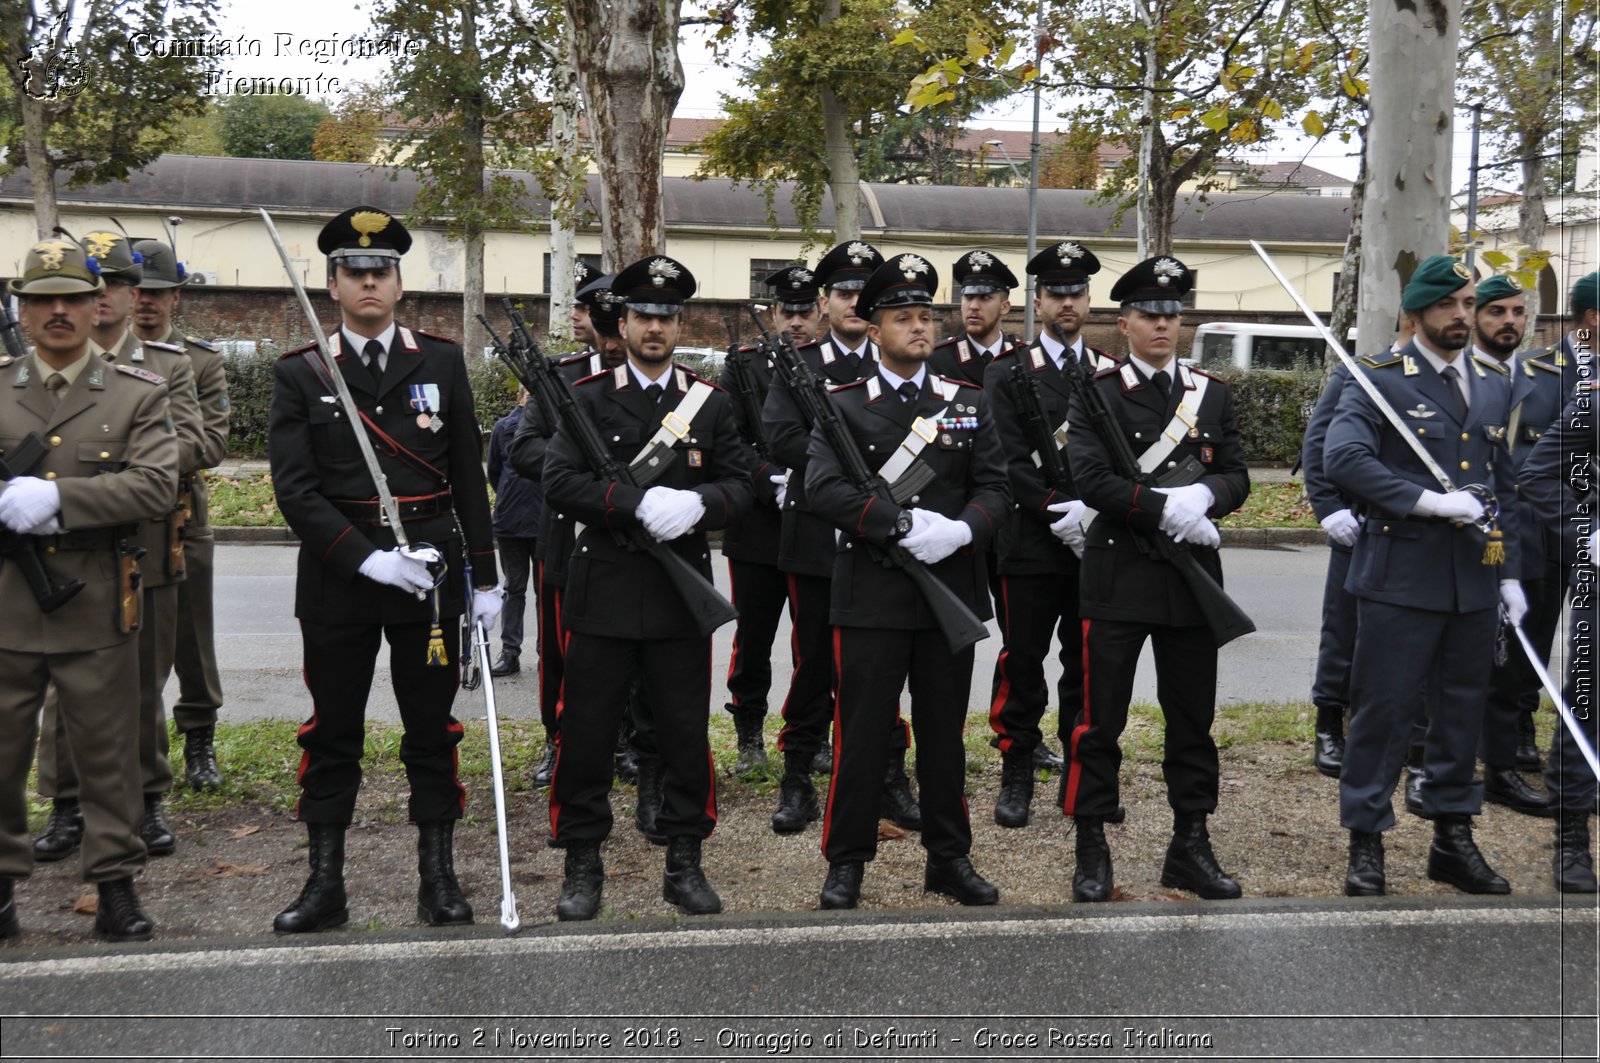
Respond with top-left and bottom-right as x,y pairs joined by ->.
8,239 -> 104,296
318,206 -> 412,271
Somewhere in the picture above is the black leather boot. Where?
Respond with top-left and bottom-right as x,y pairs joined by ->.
0,878 -> 18,939
1428,814 -> 1510,894
810,743 -> 833,776
819,861 -> 863,909
1404,746 -> 1428,819
1515,711 -> 1542,772
1554,813 -> 1596,894
140,794 -> 176,856
32,799 -> 83,863
634,756 -> 666,845
771,752 -> 820,834
614,734 -> 639,784
924,855 -> 998,905
1313,704 -> 1345,779
662,836 -> 722,915
416,821 -> 473,926
881,751 -> 921,831
273,823 -> 349,933
183,725 -> 224,790
530,741 -> 557,789
94,876 -> 153,942
1072,816 -> 1113,902
1345,829 -> 1385,896
556,843 -> 604,921
994,749 -> 1034,828
1483,767 -> 1554,817
1159,813 -> 1242,899
732,708 -> 768,774
1032,742 -> 1065,772
489,652 -> 520,677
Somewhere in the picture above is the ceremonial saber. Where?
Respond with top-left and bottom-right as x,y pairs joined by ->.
1512,622 -> 1600,781
469,617 -> 520,932
257,208 -> 412,546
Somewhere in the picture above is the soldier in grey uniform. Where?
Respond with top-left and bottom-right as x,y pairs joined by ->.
33,232 -> 202,863
1,239 -> 178,940
1327,256 -> 1527,897
130,238 -> 231,790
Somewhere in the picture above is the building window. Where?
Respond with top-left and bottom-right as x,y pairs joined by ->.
542,253 -> 603,292
750,258 -> 800,299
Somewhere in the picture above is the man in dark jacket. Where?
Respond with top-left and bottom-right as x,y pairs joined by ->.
486,389 -> 544,676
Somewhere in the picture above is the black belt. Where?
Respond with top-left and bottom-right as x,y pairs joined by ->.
42,529 -> 122,552
333,490 -> 453,526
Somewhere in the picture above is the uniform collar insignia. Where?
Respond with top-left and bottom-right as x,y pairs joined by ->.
865,376 -> 883,402
612,364 -> 629,389
399,326 -> 419,352
1119,362 -> 1141,390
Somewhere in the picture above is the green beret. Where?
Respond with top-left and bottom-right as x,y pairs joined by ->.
1401,255 -> 1473,311
1571,271 -> 1600,313
1474,275 -> 1521,306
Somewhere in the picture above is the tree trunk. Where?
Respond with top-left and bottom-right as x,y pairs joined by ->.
1327,132 -> 1368,379
546,16 -> 585,344
818,0 -> 860,242
1357,0 -> 1461,350
21,94 -> 59,238
1135,0 -> 1159,260
459,3 -> 487,360
1146,145 -> 1178,258
1517,128 -> 1547,347
567,0 -> 684,267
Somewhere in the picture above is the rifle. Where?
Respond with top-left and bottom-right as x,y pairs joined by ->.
1060,357 -> 1255,648
0,295 -> 25,361
721,317 -> 774,463
490,298 -> 737,638
0,432 -> 86,612
748,306 -> 988,653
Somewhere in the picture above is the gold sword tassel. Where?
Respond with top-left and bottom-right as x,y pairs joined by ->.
425,585 -> 450,667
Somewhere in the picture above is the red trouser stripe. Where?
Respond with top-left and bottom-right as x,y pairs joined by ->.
988,577 -> 1014,753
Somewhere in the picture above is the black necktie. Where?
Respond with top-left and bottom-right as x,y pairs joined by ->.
897,381 -> 918,403
1440,364 -> 1467,420
1152,369 -> 1172,397
843,350 -> 862,377
363,339 -> 385,385
644,383 -> 664,405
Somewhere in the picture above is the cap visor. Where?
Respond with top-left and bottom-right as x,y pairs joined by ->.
960,283 -> 1006,296
625,302 -> 683,317
10,276 -> 103,295
1125,298 -> 1183,315
827,279 -> 867,291
776,299 -> 817,311
1042,283 -> 1088,296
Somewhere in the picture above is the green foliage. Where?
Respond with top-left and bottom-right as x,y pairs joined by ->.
168,100 -> 225,156
312,81 -> 388,163
1206,361 -> 1323,463
220,349 -> 281,458
467,353 -> 517,440
218,94 -> 330,160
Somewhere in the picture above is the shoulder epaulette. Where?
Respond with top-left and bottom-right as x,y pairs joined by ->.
282,341 -> 318,359
113,363 -> 166,385
573,369 -> 609,386
829,377 -> 871,393
675,363 -> 727,392
412,328 -> 456,344
144,339 -> 184,353
1093,364 -> 1121,379
936,374 -> 981,390
185,335 -> 218,352
556,350 -> 593,365
991,346 -> 1022,362
794,339 -> 823,354
1527,354 -> 1562,375
1472,353 -> 1510,376
1188,366 -> 1226,382
1360,352 -> 1402,369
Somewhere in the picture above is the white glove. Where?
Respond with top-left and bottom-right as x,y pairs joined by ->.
1154,483 -> 1214,541
358,548 -> 436,594
771,471 -> 790,508
1413,489 -> 1485,524
24,514 -> 62,536
899,507 -> 972,564
1499,580 -> 1528,628
0,476 -> 61,534
638,485 -> 705,542
1320,508 -> 1360,548
1046,499 -> 1089,557
1184,519 -> 1222,549
472,587 -> 505,632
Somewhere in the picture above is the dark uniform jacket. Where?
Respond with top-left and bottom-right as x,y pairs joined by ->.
487,405 -> 543,540
1325,342 -> 1521,614
983,341 -> 1112,575
1521,387 -> 1597,562
506,349 -> 606,587
928,333 -> 1018,389
543,362 -> 754,640
718,344 -> 784,565
1067,360 -> 1250,626
763,335 -> 878,576
1505,346 -> 1576,574
803,371 -> 1008,629
268,325 -> 496,625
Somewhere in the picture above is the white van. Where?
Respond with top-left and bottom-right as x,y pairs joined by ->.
1189,322 -> 1356,373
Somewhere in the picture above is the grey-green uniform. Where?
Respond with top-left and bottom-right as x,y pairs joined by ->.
34,328 -> 202,852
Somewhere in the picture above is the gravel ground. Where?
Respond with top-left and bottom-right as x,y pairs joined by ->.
6,730 -> 1577,947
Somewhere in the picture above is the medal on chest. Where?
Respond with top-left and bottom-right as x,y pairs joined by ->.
409,383 -> 443,432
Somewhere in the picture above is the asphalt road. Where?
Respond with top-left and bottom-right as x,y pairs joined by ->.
191,541 -> 1351,726
1,897 -> 1595,1060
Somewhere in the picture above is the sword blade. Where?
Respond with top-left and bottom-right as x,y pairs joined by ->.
1513,623 -> 1600,782
476,619 -> 521,932
257,208 -> 411,545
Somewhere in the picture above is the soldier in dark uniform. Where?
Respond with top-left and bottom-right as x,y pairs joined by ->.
720,265 -> 821,778
267,206 -> 502,933
1522,387 -> 1598,892
567,259 -> 602,349
506,275 -> 631,792
1,239 -> 179,940
1062,256 -> 1250,902
928,249 -> 1019,387
762,240 -> 920,834
805,253 -> 1009,909
981,243 -> 1116,829
1552,271 -> 1597,397
486,388 -> 543,678
32,232 -> 201,863
541,255 -> 753,921
1471,276 -> 1563,816
129,239 -> 232,792
1326,255 -> 1526,897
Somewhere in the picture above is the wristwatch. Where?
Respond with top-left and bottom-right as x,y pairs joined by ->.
892,509 -> 915,539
